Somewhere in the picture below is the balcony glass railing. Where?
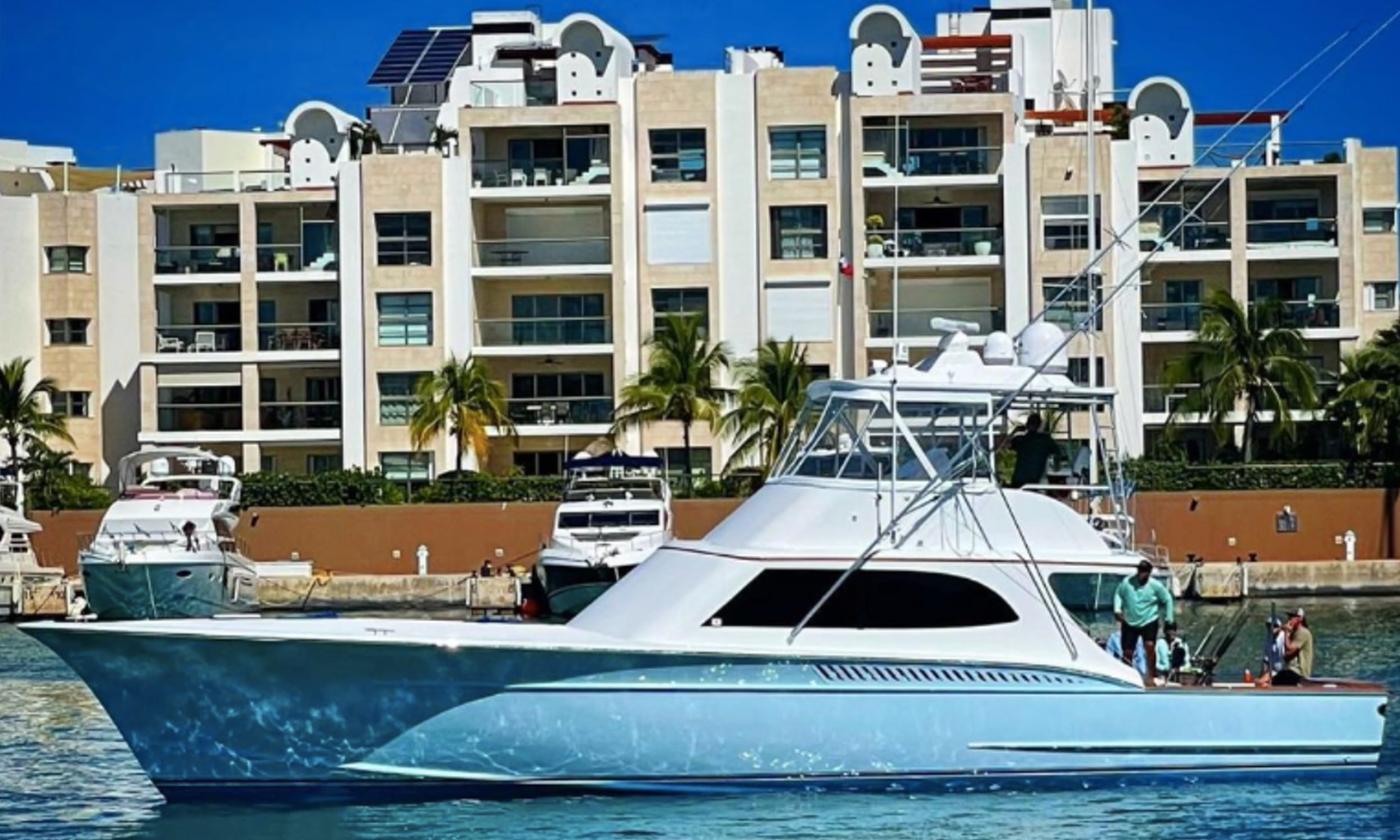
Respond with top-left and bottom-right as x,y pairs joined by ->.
866,227 -> 1003,258
259,402 -> 341,430
868,307 -> 1005,338
1142,302 -> 1203,332
155,324 -> 242,353
506,397 -> 613,426
472,157 -> 612,188
1245,218 -> 1338,247
256,244 -> 339,273
477,237 -> 611,268
478,317 -> 611,347
1250,298 -> 1341,329
1143,384 -> 1197,414
155,246 -> 241,275
157,405 -> 242,432
161,170 -> 291,194
258,322 -> 341,351
862,130 -> 1002,178
1141,220 -> 1231,252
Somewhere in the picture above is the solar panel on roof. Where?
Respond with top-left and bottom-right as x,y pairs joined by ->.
368,29 -> 434,86
408,29 -> 472,84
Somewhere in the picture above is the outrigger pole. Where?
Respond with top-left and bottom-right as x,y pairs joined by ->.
787,9 -> 1400,646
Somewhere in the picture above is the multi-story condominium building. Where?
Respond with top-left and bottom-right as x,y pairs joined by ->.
0,0 -> 1394,485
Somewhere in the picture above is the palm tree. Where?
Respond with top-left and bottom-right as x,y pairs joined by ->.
429,126 -> 459,156
720,339 -> 811,476
348,122 -> 382,159
1328,326 -> 1400,459
1164,290 -> 1317,462
0,357 -> 73,508
613,313 -> 731,492
409,355 -> 515,474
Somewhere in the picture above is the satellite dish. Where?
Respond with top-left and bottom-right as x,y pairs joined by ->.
983,331 -> 1015,365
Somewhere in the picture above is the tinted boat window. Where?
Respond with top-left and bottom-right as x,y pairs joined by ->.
558,510 -> 661,529
708,569 -> 1018,629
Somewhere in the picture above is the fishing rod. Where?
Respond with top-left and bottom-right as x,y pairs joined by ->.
787,9 -> 1400,646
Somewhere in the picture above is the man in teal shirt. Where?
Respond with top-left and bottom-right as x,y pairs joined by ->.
1113,560 -> 1175,685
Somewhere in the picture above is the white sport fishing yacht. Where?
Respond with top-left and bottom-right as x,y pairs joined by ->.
78,448 -> 257,620
22,323 -> 1387,801
535,453 -> 672,618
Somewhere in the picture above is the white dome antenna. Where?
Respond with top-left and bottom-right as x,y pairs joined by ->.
982,331 -> 1016,365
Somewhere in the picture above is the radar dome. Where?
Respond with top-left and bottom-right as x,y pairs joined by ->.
1018,321 -> 1069,375
982,331 -> 1015,365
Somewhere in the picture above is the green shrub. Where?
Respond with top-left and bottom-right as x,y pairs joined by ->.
412,474 -> 565,504
1124,459 -> 1400,492
241,469 -> 404,507
27,474 -> 113,511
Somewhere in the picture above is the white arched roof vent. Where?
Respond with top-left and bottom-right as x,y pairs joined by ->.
1128,77 -> 1195,168
555,13 -> 634,104
849,5 -> 921,97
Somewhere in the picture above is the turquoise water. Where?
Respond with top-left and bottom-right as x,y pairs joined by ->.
3,598 -> 1399,840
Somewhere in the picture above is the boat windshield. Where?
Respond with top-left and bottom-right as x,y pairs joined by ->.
771,393 -> 995,483
558,510 -> 662,529
563,478 -> 664,502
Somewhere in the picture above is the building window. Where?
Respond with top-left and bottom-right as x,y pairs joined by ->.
1067,358 -> 1107,387
807,364 -> 831,381
1364,208 -> 1396,234
1368,282 -> 1398,312
260,454 -> 279,473
652,287 -> 709,335
770,127 -> 826,180
51,390 -> 91,418
707,569 -> 1018,629
770,206 -> 828,260
510,372 -> 610,424
46,318 -> 89,345
45,246 -> 88,273
1042,195 -> 1101,250
377,293 -> 432,346
68,462 -> 92,479
378,372 -> 425,425
375,213 -> 432,266
1043,276 -> 1103,331
514,451 -> 564,476
156,386 -> 242,432
649,129 -> 707,182
380,452 -> 433,483
306,453 -> 340,474
658,446 -> 712,480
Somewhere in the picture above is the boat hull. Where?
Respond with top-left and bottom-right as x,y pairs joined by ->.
23,623 -> 1387,801
79,551 -> 257,620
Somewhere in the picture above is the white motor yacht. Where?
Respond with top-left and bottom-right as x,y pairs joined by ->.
535,454 -> 672,618
0,488 -> 62,618
78,448 -> 257,620
22,325 -> 1387,801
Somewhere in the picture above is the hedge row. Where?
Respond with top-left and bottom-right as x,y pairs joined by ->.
1122,460 -> 1400,492
238,469 -> 762,508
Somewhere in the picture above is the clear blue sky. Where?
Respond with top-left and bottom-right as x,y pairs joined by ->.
3,0 -> 1397,167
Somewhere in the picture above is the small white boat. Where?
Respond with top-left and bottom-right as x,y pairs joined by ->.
78,448 -> 257,620
535,454 -> 672,618
0,490 -> 63,618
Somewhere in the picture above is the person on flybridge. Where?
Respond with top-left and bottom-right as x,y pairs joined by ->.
1001,413 -> 1059,488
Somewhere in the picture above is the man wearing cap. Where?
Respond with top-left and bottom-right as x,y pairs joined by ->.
1284,609 -> 1315,678
1112,560 -> 1175,685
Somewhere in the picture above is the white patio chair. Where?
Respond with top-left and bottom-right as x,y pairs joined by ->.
191,331 -> 217,353
157,334 -> 183,353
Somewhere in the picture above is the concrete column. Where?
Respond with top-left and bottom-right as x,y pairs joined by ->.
337,163 -> 368,469
238,201 -> 260,353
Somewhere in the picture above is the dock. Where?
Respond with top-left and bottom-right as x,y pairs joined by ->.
256,573 -> 522,614
1183,560 -> 1400,600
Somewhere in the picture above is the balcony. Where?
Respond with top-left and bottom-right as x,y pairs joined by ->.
1142,302 -> 1202,333
259,401 -> 341,431
154,246 -> 241,276
506,397 -> 613,427
1250,298 -> 1341,330
472,157 -> 612,190
868,307 -> 1004,341
475,236 -> 611,272
1142,221 -> 1231,256
1246,219 -> 1338,250
1143,384 -> 1197,415
160,170 -> 291,194
862,130 -> 1001,180
865,227 -> 1002,263
256,244 -> 338,274
154,324 -> 242,354
257,322 -> 341,352
478,317 -> 611,349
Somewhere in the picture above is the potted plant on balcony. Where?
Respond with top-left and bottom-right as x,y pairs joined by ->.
865,214 -> 887,258
973,236 -> 994,257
